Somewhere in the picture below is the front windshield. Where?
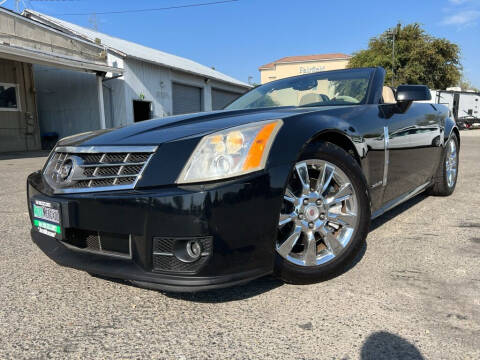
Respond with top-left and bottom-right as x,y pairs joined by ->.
226,68 -> 373,110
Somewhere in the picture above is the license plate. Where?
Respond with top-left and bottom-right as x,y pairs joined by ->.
32,199 -> 62,239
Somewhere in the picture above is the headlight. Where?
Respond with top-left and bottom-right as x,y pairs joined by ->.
177,119 -> 283,184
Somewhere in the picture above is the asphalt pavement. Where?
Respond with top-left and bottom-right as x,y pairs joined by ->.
0,131 -> 479,359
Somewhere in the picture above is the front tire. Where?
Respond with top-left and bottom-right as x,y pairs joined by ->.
427,133 -> 459,196
274,142 -> 371,284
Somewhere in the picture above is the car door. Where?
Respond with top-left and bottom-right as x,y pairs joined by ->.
380,102 -> 443,204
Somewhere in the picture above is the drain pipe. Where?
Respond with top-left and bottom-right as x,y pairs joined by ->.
96,72 -> 106,129
102,74 -> 123,128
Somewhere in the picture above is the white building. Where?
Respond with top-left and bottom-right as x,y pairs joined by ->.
0,7 -> 126,152
16,10 -> 249,146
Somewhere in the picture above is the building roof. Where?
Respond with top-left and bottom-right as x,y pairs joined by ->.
0,7 -> 121,74
22,9 -> 249,88
259,53 -> 351,70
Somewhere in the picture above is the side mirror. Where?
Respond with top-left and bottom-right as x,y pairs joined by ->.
396,85 -> 431,102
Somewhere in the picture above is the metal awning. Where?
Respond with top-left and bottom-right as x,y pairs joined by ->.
0,43 -> 123,74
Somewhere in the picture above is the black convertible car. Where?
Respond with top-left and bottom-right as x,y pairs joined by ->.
27,67 -> 459,292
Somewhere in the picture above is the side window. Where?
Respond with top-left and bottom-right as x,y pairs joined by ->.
0,83 -> 20,111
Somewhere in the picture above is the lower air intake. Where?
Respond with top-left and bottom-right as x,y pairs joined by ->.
63,229 -> 131,259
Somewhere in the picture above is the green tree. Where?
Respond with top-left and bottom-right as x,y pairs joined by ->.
458,77 -> 479,92
348,23 -> 462,89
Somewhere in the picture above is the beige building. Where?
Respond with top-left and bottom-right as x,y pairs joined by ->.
259,53 -> 351,84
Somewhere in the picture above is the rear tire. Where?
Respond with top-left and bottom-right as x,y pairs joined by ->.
427,133 -> 459,196
274,142 -> 370,284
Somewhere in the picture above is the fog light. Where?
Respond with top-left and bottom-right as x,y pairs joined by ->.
174,239 -> 203,263
186,240 -> 202,260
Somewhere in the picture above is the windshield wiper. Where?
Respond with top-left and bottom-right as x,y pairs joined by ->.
298,101 -> 356,108
298,102 -> 331,108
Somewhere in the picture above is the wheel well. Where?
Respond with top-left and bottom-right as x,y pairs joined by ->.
452,127 -> 460,148
309,132 -> 362,166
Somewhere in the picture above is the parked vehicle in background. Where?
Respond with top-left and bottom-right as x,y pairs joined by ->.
424,90 -> 480,130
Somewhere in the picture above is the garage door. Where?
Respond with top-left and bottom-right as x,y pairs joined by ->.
172,83 -> 202,115
212,88 -> 241,110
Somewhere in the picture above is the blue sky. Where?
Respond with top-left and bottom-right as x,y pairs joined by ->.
3,0 -> 479,87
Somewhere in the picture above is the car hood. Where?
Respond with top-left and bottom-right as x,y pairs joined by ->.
57,106 -> 347,147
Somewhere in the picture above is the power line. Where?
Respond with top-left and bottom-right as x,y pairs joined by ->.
51,0 -> 239,16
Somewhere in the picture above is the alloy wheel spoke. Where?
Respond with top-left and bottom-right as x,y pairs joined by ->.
450,140 -> 455,153
277,226 -> 301,258
317,163 -> 336,195
278,213 -> 294,227
325,183 -> 352,206
334,182 -> 352,198
446,140 -> 457,188
328,211 -> 356,228
322,230 -> 343,256
284,195 -> 295,204
449,169 -> 456,184
295,162 -> 310,193
303,231 -> 317,266
284,188 -> 296,204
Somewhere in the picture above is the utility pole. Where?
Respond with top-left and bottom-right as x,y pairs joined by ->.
88,13 -> 99,31
392,30 -> 395,87
14,0 -> 27,13
387,27 -> 397,88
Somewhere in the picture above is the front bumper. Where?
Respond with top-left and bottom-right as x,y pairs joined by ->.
27,167 -> 289,292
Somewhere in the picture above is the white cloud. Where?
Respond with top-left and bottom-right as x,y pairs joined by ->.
442,9 -> 480,25
449,0 -> 471,4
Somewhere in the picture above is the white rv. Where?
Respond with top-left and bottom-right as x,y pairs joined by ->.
426,90 -> 480,129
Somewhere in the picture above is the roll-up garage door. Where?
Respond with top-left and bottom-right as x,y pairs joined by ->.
172,83 -> 202,115
212,88 -> 241,110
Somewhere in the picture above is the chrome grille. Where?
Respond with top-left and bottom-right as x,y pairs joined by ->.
43,145 -> 157,194
82,154 -> 103,164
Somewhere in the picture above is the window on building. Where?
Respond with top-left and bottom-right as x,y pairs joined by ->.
0,83 -> 20,111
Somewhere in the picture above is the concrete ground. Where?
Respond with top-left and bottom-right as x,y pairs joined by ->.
0,132 -> 479,360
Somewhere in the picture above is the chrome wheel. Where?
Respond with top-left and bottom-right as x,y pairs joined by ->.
446,138 -> 457,188
276,160 -> 359,267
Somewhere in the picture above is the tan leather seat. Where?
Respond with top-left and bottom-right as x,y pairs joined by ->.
299,93 -> 322,106
382,86 -> 396,104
